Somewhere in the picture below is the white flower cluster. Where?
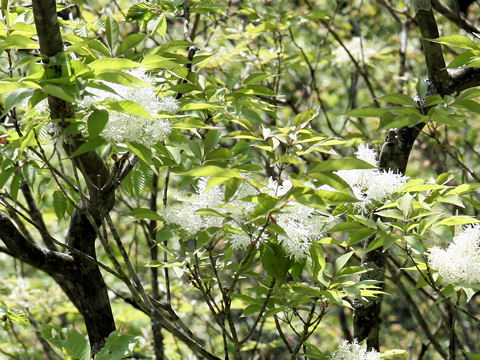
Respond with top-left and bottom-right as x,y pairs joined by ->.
335,144 -> 408,211
428,225 -> 480,285
276,203 -> 329,261
166,177 -> 329,260
331,340 -> 382,360
82,68 -> 179,147
332,37 -> 378,65
166,178 -> 224,235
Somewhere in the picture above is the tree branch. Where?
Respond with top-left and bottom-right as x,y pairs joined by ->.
0,211 -> 73,272
431,0 -> 480,34
413,0 -> 451,93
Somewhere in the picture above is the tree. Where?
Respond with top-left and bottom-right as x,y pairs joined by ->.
0,0 -> 480,359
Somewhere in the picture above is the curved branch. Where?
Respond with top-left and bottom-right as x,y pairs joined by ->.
0,211 -> 73,272
431,0 -> 480,34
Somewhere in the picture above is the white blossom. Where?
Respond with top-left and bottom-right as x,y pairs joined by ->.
166,178 -> 224,234
266,177 -> 293,197
276,204 -> 329,261
81,68 -> 178,147
355,144 -> 378,166
331,340 -> 382,360
228,232 -> 253,250
428,225 -> 480,285
335,144 -> 408,210
167,176 -> 329,260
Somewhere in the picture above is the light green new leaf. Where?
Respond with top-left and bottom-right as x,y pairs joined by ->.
105,14 -> 119,53
310,242 -> 325,280
293,109 -> 319,127
437,216 -> 480,226
0,34 -> 39,49
87,109 -> 109,138
334,251 -> 354,273
244,72 -> 273,85
379,93 -> 418,107
181,102 -> 225,111
42,84 -> 77,103
179,166 -> 243,179
429,35 -> 480,51
347,107 -> 387,117
89,58 -> 140,73
310,157 -> 374,172
117,34 -> 146,55
108,100 -> 152,118
126,208 -> 162,221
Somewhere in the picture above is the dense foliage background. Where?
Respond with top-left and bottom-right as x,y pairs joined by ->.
1,0 -> 480,359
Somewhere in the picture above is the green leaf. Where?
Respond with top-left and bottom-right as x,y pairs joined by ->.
0,167 -> 15,190
424,95 -> 444,107
40,326 -> 91,360
63,329 -> 91,360
380,349 -> 409,358
261,242 -> 290,281
108,100 -> 152,118
243,304 -> 262,316
181,102 -> 224,111
334,251 -> 354,273
156,40 -> 193,52
87,109 -> 109,138
117,34 -> 146,55
437,216 -> 480,226
204,130 -> 221,153
105,14 -> 119,53
95,331 -> 137,360
1,88 -> 34,117
155,14 -> 167,38
205,148 -> 234,161
233,85 -> 276,96
429,35 -> 480,51
310,242 -> 325,280
131,169 -> 146,197
89,58 -> 140,73
448,51 -> 478,68
22,161 -> 37,187
403,183 -> 446,192
346,107 -> 387,117
464,353 -> 480,360
42,84 -> 77,103
224,178 -> 242,202
293,109 -> 319,127
329,222 -> 365,232
250,194 -> 280,220
336,265 -> 366,277
0,34 -> 39,49
244,72 -> 273,85
178,166 -> 243,179
127,143 -> 152,165
126,208 -> 162,220
379,93 -> 418,107
310,157 -> 375,172
0,81 -> 34,95
53,191 -> 67,220
126,2 -> 150,20
68,138 -> 106,158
